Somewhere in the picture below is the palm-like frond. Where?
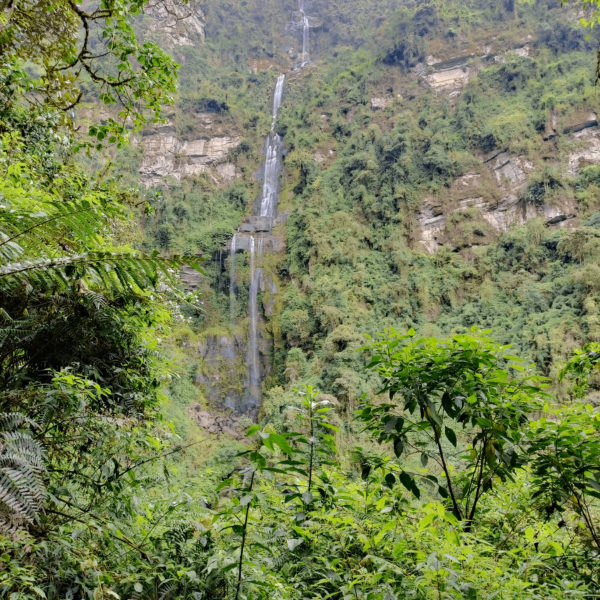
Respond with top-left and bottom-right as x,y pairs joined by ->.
0,251 -> 201,295
0,199 -> 203,296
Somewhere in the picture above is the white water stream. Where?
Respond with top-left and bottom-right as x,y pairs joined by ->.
248,236 -> 261,405
260,134 -> 281,219
230,233 -> 237,321
261,74 -> 285,219
271,74 -> 285,126
229,2 -> 312,410
299,0 -> 310,66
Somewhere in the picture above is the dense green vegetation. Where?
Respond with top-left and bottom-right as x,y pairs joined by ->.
1,0 -> 600,599
146,0 -> 600,403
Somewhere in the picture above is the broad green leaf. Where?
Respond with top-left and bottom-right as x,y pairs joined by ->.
445,427 -> 457,447
287,538 -> 304,551
270,433 -> 293,455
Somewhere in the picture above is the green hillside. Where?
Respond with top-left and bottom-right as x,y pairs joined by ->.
2,0 -> 600,597
133,0 -> 600,404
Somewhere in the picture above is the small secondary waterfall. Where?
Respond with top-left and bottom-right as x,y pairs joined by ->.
230,233 -> 237,321
248,236 -> 261,406
300,0 -> 310,65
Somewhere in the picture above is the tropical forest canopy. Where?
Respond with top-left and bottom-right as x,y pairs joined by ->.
1,0 -> 600,598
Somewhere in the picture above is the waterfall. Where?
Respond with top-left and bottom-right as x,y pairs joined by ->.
248,236 -> 261,406
221,2 -> 313,412
261,74 -> 284,220
260,133 -> 281,219
230,233 -> 237,321
299,0 -> 309,65
271,74 -> 285,128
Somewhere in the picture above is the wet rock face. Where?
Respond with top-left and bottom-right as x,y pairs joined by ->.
194,335 -> 245,412
228,232 -> 282,253
138,125 -> 240,187
191,330 -> 274,416
187,405 -> 242,438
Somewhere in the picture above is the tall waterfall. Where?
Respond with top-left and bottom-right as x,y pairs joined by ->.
260,133 -> 281,219
225,2 -> 312,413
271,74 -> 285,126
261,74 -> 285,220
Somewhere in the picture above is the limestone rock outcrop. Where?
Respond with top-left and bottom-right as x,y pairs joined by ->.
139,123 -> 240,187
568,124 -> 600,176
419,45 -> 532,98
416,201 -> 446,254
421,56 -> 474,94
370,97 -> 393,110
415,117 -> 599,253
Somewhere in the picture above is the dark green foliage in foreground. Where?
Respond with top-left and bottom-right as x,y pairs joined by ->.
358,330 -> 548,522
0,57 -> 205,597
6,330 -> 599,600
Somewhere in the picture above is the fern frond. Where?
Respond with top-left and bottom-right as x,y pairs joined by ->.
0,199 -> 204,301
0,199 -> 122,259
0,412 -> 38,431
158,580 -> 177,600
0,413 -> 46,528
0,252 -> 203,296
0,469 -> 39,518
81,290 -> 108,310
2,432 -> 45,462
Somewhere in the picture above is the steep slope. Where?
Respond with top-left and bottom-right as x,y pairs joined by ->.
117,0 -> 600,420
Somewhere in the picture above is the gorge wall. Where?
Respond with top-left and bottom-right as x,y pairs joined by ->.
121,0 -> 600,428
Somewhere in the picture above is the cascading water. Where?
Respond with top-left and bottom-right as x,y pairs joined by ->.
226,3 -> 312,412
248,236 -> 261,407
261,74 -> 285,220
271,74 -> 285,127
299,0 -> 310,66
260,134 -> 281,220
230,233 -> 237,321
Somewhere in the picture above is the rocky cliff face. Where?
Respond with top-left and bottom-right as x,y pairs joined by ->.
138,122 -> 241,187
189,318 -> 277,416
416,115 -> 600,254
139,1 -> 242,188
417,43 -> 532,98
187,404 -> 243,438
146,0 -> 205,48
